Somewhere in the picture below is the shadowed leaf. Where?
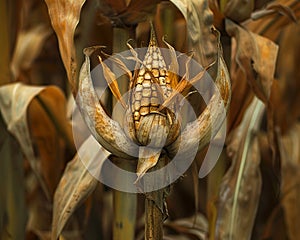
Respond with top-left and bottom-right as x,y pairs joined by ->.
10,25 -> 52,81
279,123 -> 300,240
52,135 -> 110,240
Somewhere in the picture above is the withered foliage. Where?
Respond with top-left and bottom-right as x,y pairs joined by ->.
1,0 -> 300,240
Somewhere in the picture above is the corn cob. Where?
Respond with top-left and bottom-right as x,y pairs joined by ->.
127,26 -> 180,148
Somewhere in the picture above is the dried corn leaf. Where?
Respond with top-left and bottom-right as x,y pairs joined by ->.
170,0 -> 217,65
278,123 -> 300,240
226,19 -> 278,103
44,0 -> 86,93
227,38 -> 254,132
10,25 -> 51,80
0,83 -> 50,199
52,135 -> 110,240
251,2 -> 297,21
246,0 -> 300,40
215,98 -> 264,240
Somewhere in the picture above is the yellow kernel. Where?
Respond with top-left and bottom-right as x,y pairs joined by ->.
140,106 -> 149,116
152,69 -> 159,78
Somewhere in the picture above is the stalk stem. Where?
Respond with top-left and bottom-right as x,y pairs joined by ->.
144,155 -> 168,240
112,158 -> 137,240
112,26 -> 137,240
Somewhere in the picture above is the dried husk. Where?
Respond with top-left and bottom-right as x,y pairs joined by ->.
77,46 -> 138,159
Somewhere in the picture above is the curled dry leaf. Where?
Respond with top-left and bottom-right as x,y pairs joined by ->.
278,123 -> 300,240
44,0 -> 86,94
215,98 -> 265,240
52,135 -> 110,240
0,83 -> 50,199
251,2 -> 297,21
170,0 -> 217,66
246,0 -> 300,40
10,24 -> 52,81
225,19 -> 278,104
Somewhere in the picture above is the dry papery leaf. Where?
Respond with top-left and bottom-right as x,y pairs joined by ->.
44,0 -> 86,94
170,0 -> 217,66
0,83 -> 76,239
225,19 -> 278,104
227,38 -> 254,132
0,83 -> 50,199
278,123 -> 300,240
215,97 -> 265,240
52,135 -> 110,240
246,0 -> 300,40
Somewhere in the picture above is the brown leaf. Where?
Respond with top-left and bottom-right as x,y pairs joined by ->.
246,0 -> 300,40
28,86 -> 73,197
44,0 -> 86,94
52,136 -> 110,240
251,3 -> 297,22
226,19 -> 278,103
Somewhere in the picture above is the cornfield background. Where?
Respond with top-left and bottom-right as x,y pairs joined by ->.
1,0 -> 300,239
